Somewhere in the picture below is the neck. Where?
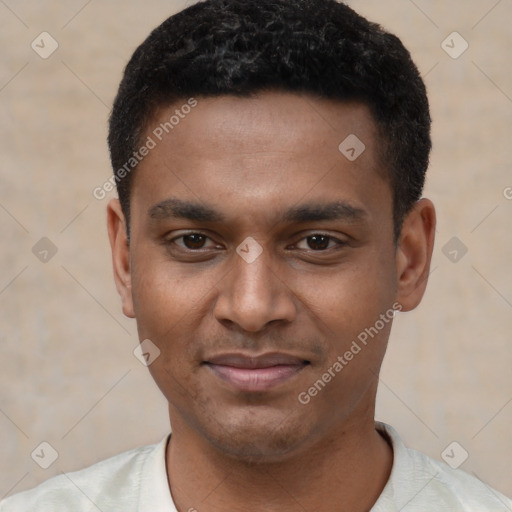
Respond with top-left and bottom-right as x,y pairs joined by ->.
166,411 -> 393,512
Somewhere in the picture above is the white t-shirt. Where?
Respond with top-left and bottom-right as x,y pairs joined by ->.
2,422 -> 511,511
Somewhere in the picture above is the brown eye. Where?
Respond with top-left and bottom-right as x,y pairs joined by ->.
181,234 -> 207,249
166,232 -> 220,253
306,235 -> 332,251
293,233 -> 346,252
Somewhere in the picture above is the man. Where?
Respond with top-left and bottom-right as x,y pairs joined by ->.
2,0 -> 511,510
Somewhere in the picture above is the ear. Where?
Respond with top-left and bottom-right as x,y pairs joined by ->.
107,199 -> 135,318
395,198 -> 436,312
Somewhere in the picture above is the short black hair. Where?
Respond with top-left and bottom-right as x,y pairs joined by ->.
108,0 -> 431,241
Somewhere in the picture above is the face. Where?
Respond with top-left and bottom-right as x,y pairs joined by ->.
108,92 -> 435,462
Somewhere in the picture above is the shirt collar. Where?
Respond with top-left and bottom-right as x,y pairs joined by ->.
137,434 -> 177,512
138,423 -> 410,512
372,421 -> 441,511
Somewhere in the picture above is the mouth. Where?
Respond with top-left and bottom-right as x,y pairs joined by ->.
203,353 -> 310,392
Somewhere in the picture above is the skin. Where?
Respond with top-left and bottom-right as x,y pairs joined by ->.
107,91 -> 436,512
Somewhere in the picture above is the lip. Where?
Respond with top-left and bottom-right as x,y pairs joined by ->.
204,352 -> 309,392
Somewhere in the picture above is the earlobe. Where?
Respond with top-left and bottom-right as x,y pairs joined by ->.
395,198 -> 436,312
107,199 -> 135,318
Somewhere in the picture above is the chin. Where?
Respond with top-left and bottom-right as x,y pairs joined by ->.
198,408 -> 319,464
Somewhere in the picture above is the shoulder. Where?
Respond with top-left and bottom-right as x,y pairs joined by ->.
374,422 -> 512,511
406,447 -> 511,509
0,441 -> 162,512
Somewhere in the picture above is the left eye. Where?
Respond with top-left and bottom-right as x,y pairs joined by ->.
174,234 -> 217,250
295,234 -> 342,251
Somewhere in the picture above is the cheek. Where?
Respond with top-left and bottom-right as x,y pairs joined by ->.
301,255 -> 395,328
298,249 -> 397,388
130,251 -> 208,337
298,264 -> 396,415
130,260 -> 208,405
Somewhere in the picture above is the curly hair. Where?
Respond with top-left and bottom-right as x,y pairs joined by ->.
108,0 -> 431,241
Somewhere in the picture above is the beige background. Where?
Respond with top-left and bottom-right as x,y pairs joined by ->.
1,0 -> 511,500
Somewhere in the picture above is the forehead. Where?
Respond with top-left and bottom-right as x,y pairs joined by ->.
131,92 -> 391,227
148,92 -> 379,159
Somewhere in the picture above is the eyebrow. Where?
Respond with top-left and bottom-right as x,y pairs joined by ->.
148,197 -> 367,224
149,198 -> 225,223
282,202 -> 367,223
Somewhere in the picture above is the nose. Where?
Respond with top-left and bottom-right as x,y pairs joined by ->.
213,247 -> 297,332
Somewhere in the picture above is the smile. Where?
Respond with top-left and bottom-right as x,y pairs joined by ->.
204,353 -> 309,392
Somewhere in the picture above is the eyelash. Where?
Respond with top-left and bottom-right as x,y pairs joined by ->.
166,232 -> 347,252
